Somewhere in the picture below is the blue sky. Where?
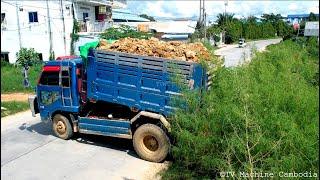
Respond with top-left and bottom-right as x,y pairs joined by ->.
124,0 -> 319,20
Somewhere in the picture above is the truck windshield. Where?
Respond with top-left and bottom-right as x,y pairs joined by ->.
39,71 -> 59,86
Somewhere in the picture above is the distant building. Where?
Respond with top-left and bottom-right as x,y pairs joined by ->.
304,21 -> 319,37
112,10 -> 150,22
1,0 -> 126,63
287,14 -> 319,24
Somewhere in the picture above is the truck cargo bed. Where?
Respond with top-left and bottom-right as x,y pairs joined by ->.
86,49 -> 209,117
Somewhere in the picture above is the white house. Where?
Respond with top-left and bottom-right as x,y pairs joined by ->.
1,0 -> 126,63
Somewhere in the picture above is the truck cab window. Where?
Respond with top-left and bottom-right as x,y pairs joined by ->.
39,71 -> 59,86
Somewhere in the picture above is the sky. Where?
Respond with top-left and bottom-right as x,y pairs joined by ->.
124,0 -> 319,20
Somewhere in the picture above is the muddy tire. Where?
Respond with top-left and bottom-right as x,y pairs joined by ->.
133,124 -> 170,162
52,114 -> 73,140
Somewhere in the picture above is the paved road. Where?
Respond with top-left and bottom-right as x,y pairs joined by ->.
215,38 -> 282,67
1,111 -> 167,180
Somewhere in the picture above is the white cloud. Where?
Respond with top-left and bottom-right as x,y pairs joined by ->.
309,6 -> 319,13
288,3 -> 298,11
173,1 -> 199,17
145,1 -> 174,18
126,1 -> 319,20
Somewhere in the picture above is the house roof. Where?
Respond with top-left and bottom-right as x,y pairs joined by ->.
147,21 -> 197,34
287,14 -> 319,18
112,10 -> 150,22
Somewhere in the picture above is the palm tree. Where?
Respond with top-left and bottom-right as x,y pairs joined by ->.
216,13 -> 235,27
246,16 -> 258,23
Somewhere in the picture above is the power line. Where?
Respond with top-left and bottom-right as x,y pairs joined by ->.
1,1 -> 70,20
3,22 -> 46,31
1,1 -> 61,11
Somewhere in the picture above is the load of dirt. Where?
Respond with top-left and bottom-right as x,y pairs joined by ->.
97,37 -> 211,62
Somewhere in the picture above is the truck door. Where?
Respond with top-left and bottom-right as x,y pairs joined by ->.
37,66 -> 62,122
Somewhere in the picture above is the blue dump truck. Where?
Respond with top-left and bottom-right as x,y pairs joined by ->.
29,48 -> 212,162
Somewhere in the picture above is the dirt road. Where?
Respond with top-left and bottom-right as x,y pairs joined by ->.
1,111 -> 168,180
1,93 -> 32,102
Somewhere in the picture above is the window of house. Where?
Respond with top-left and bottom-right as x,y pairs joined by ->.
39,71 -> 59,86
83,12 -> 89,22
1,13 -> 5,24
38,53 -> 43,61
28,12 -> 38,23
1,52 -> 9,62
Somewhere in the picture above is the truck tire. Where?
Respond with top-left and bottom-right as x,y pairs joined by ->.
133,124 -> 170,162
52,114 -> 73,140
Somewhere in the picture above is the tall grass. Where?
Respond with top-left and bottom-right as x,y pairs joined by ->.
1,63 -> 42,93
163,39 -> 319,179
1,101 -> 30,117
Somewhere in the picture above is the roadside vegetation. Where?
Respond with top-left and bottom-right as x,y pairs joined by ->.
100,24 -> 153,40
1,101 -> 30,117
1,61 -> 42,93
163,38 -> 319,179
195,12 -> 319,45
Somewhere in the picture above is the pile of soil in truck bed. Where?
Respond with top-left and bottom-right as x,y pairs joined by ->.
97,37 -> 211,62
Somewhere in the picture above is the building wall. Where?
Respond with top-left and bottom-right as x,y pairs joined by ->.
1,1 -> 73,63
74,2 -> 95,22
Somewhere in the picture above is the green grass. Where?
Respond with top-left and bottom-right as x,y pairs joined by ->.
163,38 -> 319,179
1,63 -> 42,93
1,101 -> 30,117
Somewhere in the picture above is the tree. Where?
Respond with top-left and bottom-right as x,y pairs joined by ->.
225,19 -> 243,43
16,48 -> 40,88
261,22 -> 276,38
276,20 -> 294,38
216,13 -> 235,27
139,14 -> 156,22
247,15 -> 258,23
308,12 -> 319,21
16,48 -> 40,67
261,13 -> 283,26
206,25 -> 222,45
207,24 -> 222,38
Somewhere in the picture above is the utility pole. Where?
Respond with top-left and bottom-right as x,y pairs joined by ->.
202,0 -> 205,26
199,0 -> 206,40
60,0 -> 67,55
15,0 -> 22,49
46,0 -> 53,57
204,12 -> 207,40
223,0 -> 228,44
199,0 -> 202,25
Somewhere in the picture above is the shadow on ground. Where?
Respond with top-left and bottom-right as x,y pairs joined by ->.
19,121 -> 138,158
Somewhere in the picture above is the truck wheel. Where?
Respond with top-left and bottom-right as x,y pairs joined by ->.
52,114 -> 73,140
133,124 -> 170,162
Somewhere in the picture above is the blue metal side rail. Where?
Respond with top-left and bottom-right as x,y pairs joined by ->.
78,117 -> 132,139
86,49 -> 208,117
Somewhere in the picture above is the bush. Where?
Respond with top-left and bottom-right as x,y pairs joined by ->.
1,60 -> 11,67
213,35 -> 220,44
16,48 -> 40,67
100,25 -> 153,40
163,40 -> 319,179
